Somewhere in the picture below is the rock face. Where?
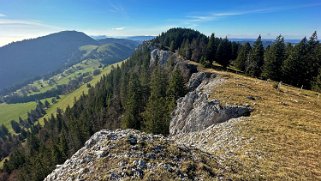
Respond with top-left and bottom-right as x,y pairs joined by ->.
149,48 -> 198,82
44,129 -> 226,181
170,72 -> 252,135
150,49 -> 174,66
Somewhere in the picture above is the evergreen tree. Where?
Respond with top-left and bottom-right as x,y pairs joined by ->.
0,125 -> 9,138
206,33 -> 217,64
262,35 -> 286,80
121,73 -> 143,129
282,37 -> 309,87
231,42 -> 240,60
10,120 -> 22,134
167,69 -> 186,111
307,31 -> 321,86
246,35 -> 264,77
216,37 -> 232,68
142,67 -> 169,135
200,56 -> 211,68
234,43 -> 251,71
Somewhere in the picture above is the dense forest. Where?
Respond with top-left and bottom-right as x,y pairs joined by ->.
1,28 -> 320,180
154,28 -> 321,91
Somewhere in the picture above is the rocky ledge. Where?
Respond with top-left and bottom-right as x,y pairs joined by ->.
44,129 -> 227,181
170,72 -> 252,135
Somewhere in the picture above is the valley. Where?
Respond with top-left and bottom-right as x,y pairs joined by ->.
0,25 -> 320,180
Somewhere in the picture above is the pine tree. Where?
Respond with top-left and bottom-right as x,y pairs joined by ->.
234,43 -> 251,71
307,31 -> 321,87
282,37 -> 309,87
216,37 -> 232,68
206,33 -> 217,64
167,69 -> 186,111
0,124 -> 9,138
246,35 -> 264,77
231,42 -> 240,60
121,73 -> 142,129
262,35 -> 286,80
142,67 -> 169,135
10,120 -> 22,134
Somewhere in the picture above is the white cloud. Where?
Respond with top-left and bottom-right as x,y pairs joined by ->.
112,27 -> 125,31
184,2 -> 321,25
0,13 -> 5,17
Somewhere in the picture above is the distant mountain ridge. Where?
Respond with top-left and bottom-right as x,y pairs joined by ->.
0,31 -> 139,91
91,35 -> 155,42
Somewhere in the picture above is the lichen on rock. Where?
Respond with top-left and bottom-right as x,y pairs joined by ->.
44,129 -> 227,181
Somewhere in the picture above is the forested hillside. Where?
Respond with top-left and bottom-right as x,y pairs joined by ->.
154,28 -> 321,91
0,31 -> 139,92
0,28 -> 320,180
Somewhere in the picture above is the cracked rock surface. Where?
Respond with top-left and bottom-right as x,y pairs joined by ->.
44,129 -> 227,181
170,72 -> 252,135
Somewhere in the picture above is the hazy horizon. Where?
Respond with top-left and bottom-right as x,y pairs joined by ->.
0,0 -> 320,46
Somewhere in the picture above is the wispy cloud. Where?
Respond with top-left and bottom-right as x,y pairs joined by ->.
112,27 -> 125,31
184,2 -> 321,25
0,18 -> 60,29
0,13 -> 5,17
0,18 -> 62,46
108,1 -> 126,14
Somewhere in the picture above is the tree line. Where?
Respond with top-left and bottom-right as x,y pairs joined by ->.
154,28 -> 321,91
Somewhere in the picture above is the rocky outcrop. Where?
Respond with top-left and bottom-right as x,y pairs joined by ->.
170,72 -> 252,135
150,49 -> 174,66
45,129 -> 227,181
149,48 -> 198,82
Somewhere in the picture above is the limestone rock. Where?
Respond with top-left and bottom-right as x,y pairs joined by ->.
44,129 -> 226,181
170,72 -> 252,135
150,49 -> 173,66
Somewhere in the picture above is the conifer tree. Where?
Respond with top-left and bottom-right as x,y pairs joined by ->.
306,31 -> 321,86
246,35 -> 264,77
234,43 -> 251,71
121,73 -> 142,129
206,33 -> 217,64
167,69 -> 186,111
262,35 -> 286,80
216,37 -> 232,68
142,67 -> 169,135
282,37 -> 309,87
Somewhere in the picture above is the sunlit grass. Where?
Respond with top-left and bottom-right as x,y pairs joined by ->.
38,61 -> 123,125
0,102 -> 37,132
191,61 -> 321,180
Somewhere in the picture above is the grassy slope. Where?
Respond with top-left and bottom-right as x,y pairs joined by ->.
191,61 -> 321,180
0,102 -> 37,132
39,61 -> 123,124
16,59 -> 101,96
0,59 -> 101,131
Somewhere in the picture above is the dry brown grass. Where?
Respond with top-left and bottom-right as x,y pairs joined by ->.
190,61 -> 321,180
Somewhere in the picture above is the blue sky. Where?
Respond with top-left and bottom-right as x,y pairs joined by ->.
0,0 -> 320,46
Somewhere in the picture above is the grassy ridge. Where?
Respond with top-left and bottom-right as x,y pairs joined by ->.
190,61 -> 321,180
39,61 -> 123,124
